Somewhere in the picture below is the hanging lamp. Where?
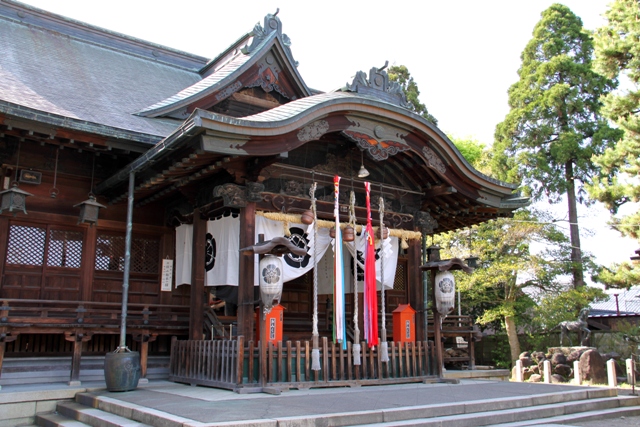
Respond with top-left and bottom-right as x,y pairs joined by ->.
75,153 -> 106,226
357,149 -> 369,178
0,140 -> 33,215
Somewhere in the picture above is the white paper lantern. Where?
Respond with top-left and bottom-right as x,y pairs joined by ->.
259,254 -> 283,314
435,271 -> 455,315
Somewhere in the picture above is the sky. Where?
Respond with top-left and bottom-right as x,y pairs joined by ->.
17,0 -> 639,271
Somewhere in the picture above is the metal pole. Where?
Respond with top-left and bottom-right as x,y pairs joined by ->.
118,171 -> 135,350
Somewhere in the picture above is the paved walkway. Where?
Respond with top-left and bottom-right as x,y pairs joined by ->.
88,380 -> 593,424
3,378 -> 640,426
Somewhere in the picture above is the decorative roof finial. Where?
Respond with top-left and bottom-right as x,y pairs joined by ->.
344,61 -> 412,110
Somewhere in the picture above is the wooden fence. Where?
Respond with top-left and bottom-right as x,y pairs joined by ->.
169,336 -> 437,391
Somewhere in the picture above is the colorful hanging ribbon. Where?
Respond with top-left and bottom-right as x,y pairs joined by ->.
363,182 -> 379,348
333,175 -> 346,349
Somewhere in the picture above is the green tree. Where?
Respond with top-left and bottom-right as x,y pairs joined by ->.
493,4 -> 620,289
587,0 -> 640,287
388,65 -> 438,125
451,136 -> 489,173
439,209 -> 585,364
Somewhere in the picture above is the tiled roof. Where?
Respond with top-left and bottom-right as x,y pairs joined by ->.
590,287 -> 640,316
0,3 -> 205,141
137,46 -> 255,117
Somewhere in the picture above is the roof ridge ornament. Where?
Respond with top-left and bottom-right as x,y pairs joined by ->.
241,9 -> 297,66
345,61 -> 412,110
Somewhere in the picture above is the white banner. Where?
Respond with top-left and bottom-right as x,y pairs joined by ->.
344,232 -> 399,291
174,224 -> 193,286
206,215 -> 240,286
175,215 -> 398,290
254,215 -> 332,285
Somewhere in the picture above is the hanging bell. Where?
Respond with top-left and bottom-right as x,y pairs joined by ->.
343,225 -> 355,242
300,209 -> 314,225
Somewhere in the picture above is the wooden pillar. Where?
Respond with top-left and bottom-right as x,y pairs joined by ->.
0,330 -> 17,390
0,217 -> 9,284
80,225 -> 97,301
65,331 -> 92,386
133,333 -> 157,380
189,212 -> 206,340
237,202 -> 256,340
407,239 -> 424,343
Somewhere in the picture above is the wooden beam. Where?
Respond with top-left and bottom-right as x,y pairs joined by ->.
0,217 -> 8,289
81,225 -> 97,301
407,239 -> 424,343
189,212 -> 206,340
238,202 -> 256,340
423,185 -> 456,199
230,92 -> 281,109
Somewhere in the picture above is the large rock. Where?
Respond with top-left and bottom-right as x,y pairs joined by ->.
519,356 -> 532,368
551,352 -> 567,366
529,374 -> 542,382
531,351 -> 546,363
568,350 -> 584,363
579,349 -> 606,384
554,363 -> 572,377
551,374 -> 566,384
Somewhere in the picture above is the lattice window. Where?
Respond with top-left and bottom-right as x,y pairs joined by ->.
393,263 -> 406,291
95,233 -> 125,271
132,236 -> 159,274
6,225 -> 46,266
95,232 -> 159,274
47,230 -> 83,268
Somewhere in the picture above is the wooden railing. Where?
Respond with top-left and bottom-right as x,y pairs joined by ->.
428,315 -> 478,368
0,299 -> 190,333
169,337 -> 436,391
0,298 -> 191,384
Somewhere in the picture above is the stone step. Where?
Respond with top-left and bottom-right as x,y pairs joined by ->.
74,393 -> 198,427
35,412 -> 92,427
492,400 -> 640,426
352,395 -> 640,427
55,401 -> 151,427
68,388 -> 636,427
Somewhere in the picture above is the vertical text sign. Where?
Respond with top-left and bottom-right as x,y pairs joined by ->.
161,259 -> 173,291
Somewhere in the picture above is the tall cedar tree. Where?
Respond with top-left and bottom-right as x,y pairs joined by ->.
493,4 -> 619,289
587,0 -> 640,287
387,65 -> 438,125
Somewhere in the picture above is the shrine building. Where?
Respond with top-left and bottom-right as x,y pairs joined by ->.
0,1 -> 527,389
